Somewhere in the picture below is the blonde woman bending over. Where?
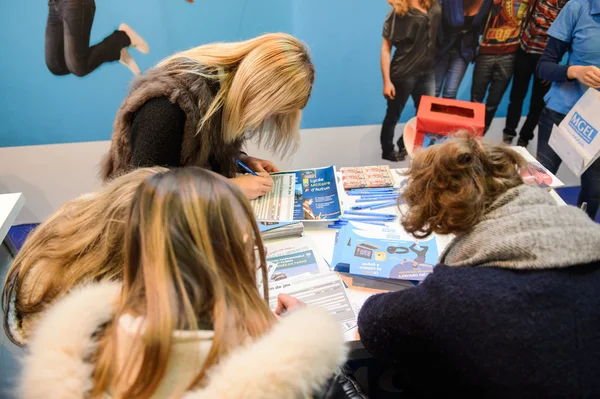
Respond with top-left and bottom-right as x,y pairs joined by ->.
100,33 -> 315,200
2,167 -> 166,346
20,168 -> 346,399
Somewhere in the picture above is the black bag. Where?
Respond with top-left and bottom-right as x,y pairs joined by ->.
316,366 -> 369,399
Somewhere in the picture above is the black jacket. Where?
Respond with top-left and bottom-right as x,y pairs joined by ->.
358,262 -> 600,398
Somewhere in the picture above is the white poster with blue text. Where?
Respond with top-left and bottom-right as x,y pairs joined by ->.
550,88 -> 600,177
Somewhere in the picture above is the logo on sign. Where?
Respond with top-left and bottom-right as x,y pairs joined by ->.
569,112 -> 598,144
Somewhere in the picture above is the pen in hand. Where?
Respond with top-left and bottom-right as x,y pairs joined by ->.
236,159 -> 259,176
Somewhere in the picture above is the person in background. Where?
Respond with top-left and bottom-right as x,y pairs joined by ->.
536,0 -> 600,219
503,0 -> 569,146
2,167 -> 166,347
45,0 -> 148,76
379,0 -> 442,162
435,0 -> 493,99
100,33 -> 315,200
18,168 -> 347,399
358,136 -> 600,398
471,0 -> 533,133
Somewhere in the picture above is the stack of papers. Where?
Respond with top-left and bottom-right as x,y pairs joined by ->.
265,237 -> 357,332
258,222 -> 304,241
340,165 -> 394,190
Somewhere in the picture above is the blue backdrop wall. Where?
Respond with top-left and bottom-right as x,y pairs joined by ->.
0,0 -> 532,148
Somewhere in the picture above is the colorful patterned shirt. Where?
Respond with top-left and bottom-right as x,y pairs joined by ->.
479,0 -> 533,54
519,0 -> 570,54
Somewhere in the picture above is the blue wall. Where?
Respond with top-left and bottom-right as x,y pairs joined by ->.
0,0 -> 530,148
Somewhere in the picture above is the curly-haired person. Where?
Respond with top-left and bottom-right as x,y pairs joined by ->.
357,135 -> 600,399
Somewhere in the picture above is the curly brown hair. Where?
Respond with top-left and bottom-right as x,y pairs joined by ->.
401,135 -> 527,238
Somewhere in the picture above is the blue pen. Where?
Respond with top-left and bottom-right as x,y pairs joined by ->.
235,159 -> 259,176
340,216 -> 395,222
339,219 -> 388,226
357,195 -> 400,200
369,201 -> 398,210
341,212 -> 397,220
355,197 -> 399,203
351,203 -> 381,210
347,188 -> 397,195
343,210 -> 397,218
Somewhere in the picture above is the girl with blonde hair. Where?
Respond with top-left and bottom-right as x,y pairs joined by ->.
20,168 -> 346,399
358,136 -> 600,398
100,33 -> 315,200
379,0 -> 441,162
2,167 -> 166,346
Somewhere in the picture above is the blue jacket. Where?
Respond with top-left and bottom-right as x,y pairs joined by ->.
437,0 -> 493,62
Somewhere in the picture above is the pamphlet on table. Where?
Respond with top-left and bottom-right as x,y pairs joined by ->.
265,237 -> 356,332
340,165 -> 394,190
511,146 -> 564,189
331,222 -> 439,281
251,166 -> 342,222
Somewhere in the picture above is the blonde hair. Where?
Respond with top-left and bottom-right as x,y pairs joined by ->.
1,167 -> 166,346
157,33 -> 315,158
401,135 -> 526,238
92,167 -> 275,398
388,0 -> 433,16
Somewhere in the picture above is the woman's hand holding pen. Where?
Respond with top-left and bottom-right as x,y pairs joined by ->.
239,154 -> 280,173
231,174 -> 274,200
274,294 -> 306,318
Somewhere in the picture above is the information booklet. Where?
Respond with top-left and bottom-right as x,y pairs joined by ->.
252,166 -> 342,222
331,222 -> 438,281
265,237 -> 357,332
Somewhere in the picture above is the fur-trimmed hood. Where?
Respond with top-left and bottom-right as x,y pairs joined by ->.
20,282 -> 348,399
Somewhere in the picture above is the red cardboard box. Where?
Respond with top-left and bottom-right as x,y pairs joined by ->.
414,96 -> 485,147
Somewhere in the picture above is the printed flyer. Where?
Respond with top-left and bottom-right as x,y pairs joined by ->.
332,222 -> 438,281
272,166 -> 342,221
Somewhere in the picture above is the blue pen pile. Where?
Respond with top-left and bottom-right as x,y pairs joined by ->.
329,185 -> 406,228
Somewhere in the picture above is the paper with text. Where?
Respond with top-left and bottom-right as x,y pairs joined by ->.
251,173 -> 295,221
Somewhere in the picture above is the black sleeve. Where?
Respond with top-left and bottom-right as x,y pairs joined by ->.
382,11 -> 393,39
357,285 -> 430,363
536,37 -> 571,83
130,96 -> 187,168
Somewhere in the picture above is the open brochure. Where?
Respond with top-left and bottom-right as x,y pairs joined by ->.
265,237 -> 356,332
331,222 -> 439,282
251,166 -> 342,222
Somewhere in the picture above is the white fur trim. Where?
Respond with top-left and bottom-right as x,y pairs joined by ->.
20,282 -> 347,399
20,282 -> 121,399
186,307 -> 348,399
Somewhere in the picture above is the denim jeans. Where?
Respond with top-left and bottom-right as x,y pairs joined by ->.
380,72 -> 436,154
45,0 -> 130,77
504,48 -> 550,141
537,107 -> 600,219
434,48 -> 469,99
471,53 -> 516,133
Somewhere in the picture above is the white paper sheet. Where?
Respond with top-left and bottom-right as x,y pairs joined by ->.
251,173 -> 295,221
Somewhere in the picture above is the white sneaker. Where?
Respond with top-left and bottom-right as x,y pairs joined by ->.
119,48 -> 140,76
119,23 -> 149,54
